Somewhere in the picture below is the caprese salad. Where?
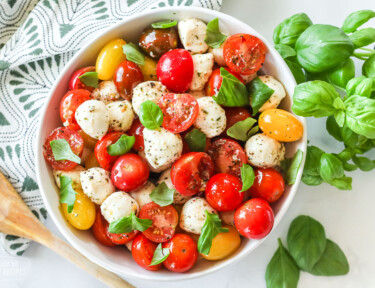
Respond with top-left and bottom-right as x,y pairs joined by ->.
43,17 -> 303,273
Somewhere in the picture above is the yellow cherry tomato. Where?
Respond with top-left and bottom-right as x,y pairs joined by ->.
140,56 -> 158,81
62,189 -> 95,230
78,130 -> 98,150
201,225 -> 241,260
96,38 -> 127,80
258,109 -> 303,142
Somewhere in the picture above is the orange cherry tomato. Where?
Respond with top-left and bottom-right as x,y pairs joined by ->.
96,39 -> 127,80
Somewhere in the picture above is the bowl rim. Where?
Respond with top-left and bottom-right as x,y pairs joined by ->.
35,6 -> 307,282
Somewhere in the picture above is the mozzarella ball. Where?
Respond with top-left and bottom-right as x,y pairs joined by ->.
75,100 -> 109,140
129,181 -> 155,209
257,76 -> 286,112
132,81 -> 168,116
137,150 -> 165,173
241,73 -> 258,84
208,42 -> 226,67
143,127 -> 183,171
80,167 -> 115,205
178,18 -> 208,54
220,210 -> 235,226
157,168 -> 191,204
107,100 -> 134,132
180,197 -> 217,234
190,53 -> 214,91
53,165 -> 85,190
101,192 -> 139,223
194,97 -> 226,138
92,80 -> 121,104
245,133 -> 285,168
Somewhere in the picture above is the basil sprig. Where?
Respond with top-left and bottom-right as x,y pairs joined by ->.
363,54 -> 375,78
248,77 -> 275,115
50,139 -> 81,164
123,43 -> 145,66
108,212 -> 152,234
59,175 -> 77,213
184,128 -> 206,152
150,182 -> 175,207
226,117 -> 258,141
281,149 -> 304,185
139,100 -> 163,130
107,135 -> 135,156
78,71 -> 99,88
342,10 -> 375,33
240,164 -> 255,192
205,18 -> 227,48
151,20 -> 177,29
150,243 -> 170,266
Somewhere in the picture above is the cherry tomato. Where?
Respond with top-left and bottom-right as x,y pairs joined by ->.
207,138 -> 247,177
139,27 -> 178,59
127,118 -> 145,152
43,127 -> 84,171
222,107 -> 252,137
113,60 -> 143,100
162,234 -> 198,272
205,68 -> 244,96
139,202 -> 178,243
69,66 -> 96,92
104,221 -> 139,245
249,168 -> 285,203
91,209 -> 116,247
205,173 -> 244,212
157,49 -> 194,93
158,93 -> 199,133
234,198 -> 274,239
94,131 -> 124,171
111,153 -> 149,192
171,152 -> 214,196
60,89 -> 91,131
132,234 -> 162,271
140,56 -> 158,81
223,33 -> 266,75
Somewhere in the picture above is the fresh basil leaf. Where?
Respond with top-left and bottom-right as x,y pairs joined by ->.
337,148 -> 355,162
265,238 -> 300,288
350,28 -> 375,48
248,77 -> 275,115
281,149 -> 303,185
346,76 -> 373,98
341,125 -> 359,148
343,162 -> 358,171
325,58 -> 355,89
150,182 -> 175,206
205,18 -> 227,48
332,97 -> 345,110
139,100 -> 163,130
320,153 -> 345,182
151,19 -> 177,29
123,43 -> 145,66
59,175 -> 77,214
334,110 -> 345,127
108,212 -> 152,234
342,10 -> 375,33
184,128 -> 206,152
274,44 -> 297,59
198,211 -> 229,255
226,117 -> 257,141
107,135 -> 135,156
285,59 -> 306,84
352,155 -> 375,171
326,116 -> 342,141
150,243 -> 170,266
213,68 -> 249,107
240,164 -> 255,192
78,71 -> 99,88
302,146 -> 324,186
50,139 -> 81,164
362,54 -> 375,78
287,215 -> 327,271
329,176 -> 352,190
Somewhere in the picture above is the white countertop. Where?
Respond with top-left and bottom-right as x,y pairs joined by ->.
2,0 -> 375,287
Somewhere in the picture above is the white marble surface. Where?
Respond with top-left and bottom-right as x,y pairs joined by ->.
2,0 -> 375,287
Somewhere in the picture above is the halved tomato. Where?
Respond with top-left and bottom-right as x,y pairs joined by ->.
205,67 -> 244,96
132,234 -> 162,271
94,131 -> 124,171
69,66 -> 96,92
91,209 -> 116,247
104,220 -> 139,245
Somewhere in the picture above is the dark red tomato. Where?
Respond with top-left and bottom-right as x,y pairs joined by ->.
158,93 -> 199,133
104,220 -> 139,245
249,168 -> 285,203
111,153 -> 149,192
127,118 -> 145,152
94,132 -> 124,171
114,60 -> 143,100
207,138 -> 247,177
223,33 -> 266,75
205,68 -> 244,96
60,89 -> 91,131
162,234 -> 198,273
43,127 -> 84,171
139,202 -> 178,243
157,49 -> 194,93
234,198 -> 274,239
69,66 -> 96,92
171,152 -> 214,196
205,173 -> 244,212
132,234 -> 161,271
91,209 -> 116,247
139,27 -> 178,59
222,107 -> 252,136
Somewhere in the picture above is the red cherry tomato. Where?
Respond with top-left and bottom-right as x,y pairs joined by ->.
132,234 -> 162,271
157,49 -> 194,93
205,173 -> 244,212
205,68 -> 244,96
234,198 -> 274,239
207,138 -> 247,177
91,209 -> 116,247
162,234 -> 198,273
223,33 -> 266,75
94,132 -> 124,171
69,66 -> 96,92
139,202 -> 178,243
127,118 -> 145,152
171,152 -> 214,196
60,89 -> 91,131
43,127 -> 84,171
111,153 -> 149,192
113,60 -> 143,100
249,168 -> 285,203
158,93 -> 199,133
222,107 -> 252,137
104,220 -> 139,245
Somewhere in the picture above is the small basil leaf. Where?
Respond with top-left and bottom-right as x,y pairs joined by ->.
362,54 -> 375,78
343,162 -> 358,171
342,10 -> 375,33
340,124 -> 358,148
78,71 -> 99,88
329,176 -> 352,190
50,139 -> 81,164
320,153 -> 345,182
326,116 -> 342,141
352,155 -> 375,171
274,44 -> 297,59
59,175 -> 77,214
107,135 -> 135,156
302,146 -> 324,181
139,100 -> 163,130
184,128 -> 206,152
123,43 -> 145,66
150,243 -> 170,266
337,148 -> 355,162
248,77 -> 275,115
151,20 -> 177,29
349,28 -> 375,48
240,164 -> 255,192
346,76 -> 367,97
285,59 -> 306,84
332,97 -> 345,110
205,18 -> 227,48
281,149 -> 303,185
302,174 -> 323,186
325,58 -> 355,89
150,182 -> 175,206
108,212 -> 152,234
334,110 -> 346,127
226,117 -> 257,141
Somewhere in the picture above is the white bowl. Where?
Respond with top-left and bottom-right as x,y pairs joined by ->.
36,6 -> 307,282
